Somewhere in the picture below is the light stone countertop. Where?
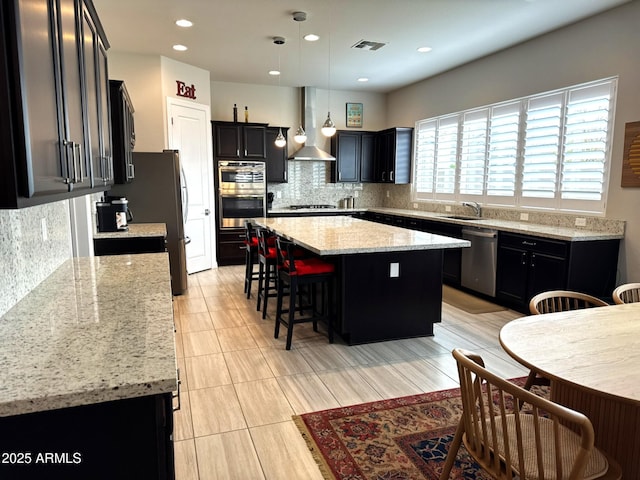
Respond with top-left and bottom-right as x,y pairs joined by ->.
254,216 -> 470,255
367,208 -> 624,241
93,222 -> 167,239
0,253 -> 177,417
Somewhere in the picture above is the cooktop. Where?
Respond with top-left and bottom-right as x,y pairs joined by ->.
288,204 -> 337,210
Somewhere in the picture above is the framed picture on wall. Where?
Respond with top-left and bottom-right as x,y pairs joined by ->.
346,103 -> 363,128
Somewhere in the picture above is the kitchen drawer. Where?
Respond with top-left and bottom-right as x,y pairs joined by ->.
94,236 -> 167,256
499,232 -> 568,258
217,228 -> 245,242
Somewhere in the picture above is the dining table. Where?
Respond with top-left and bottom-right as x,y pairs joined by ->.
499,302 -> 640,479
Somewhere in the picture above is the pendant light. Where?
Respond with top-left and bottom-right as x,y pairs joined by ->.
293,12 -> 307,144
321,5 -> 336,137
273,37 -> 287,148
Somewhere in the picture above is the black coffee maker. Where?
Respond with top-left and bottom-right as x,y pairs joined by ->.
96,196 -> 132,232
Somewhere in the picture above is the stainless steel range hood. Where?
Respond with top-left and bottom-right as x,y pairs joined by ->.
289,87 -> 335,161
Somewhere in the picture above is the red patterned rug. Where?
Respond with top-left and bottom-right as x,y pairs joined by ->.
293,378 -> 534,480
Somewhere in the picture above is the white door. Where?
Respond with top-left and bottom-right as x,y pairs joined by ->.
167,98 -> 215,273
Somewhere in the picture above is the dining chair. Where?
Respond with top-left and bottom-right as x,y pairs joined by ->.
525,290 -> 609,393
612,282 -> 640,305
440,348 -> 621,480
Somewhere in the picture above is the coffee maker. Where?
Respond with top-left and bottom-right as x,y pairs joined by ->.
96,196 -> 131,232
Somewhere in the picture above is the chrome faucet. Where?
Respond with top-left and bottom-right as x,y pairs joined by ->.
462,201 -> 482,218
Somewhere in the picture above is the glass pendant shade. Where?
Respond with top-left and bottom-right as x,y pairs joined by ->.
294,125 -> 307,143
321,112 -> 336,137
274,128 -> 286,147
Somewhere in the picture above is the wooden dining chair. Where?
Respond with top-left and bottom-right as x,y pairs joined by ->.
440,348 -> 621,480
524,290 -> 609,393
612,282 -> 640,305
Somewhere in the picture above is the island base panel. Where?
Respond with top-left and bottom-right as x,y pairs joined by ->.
0,393 -> 174,480
339,250 -> 443,344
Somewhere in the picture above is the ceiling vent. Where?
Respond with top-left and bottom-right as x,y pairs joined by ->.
351,39 -> 387,51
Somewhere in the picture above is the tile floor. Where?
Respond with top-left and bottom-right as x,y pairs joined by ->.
172,265 -> 528,480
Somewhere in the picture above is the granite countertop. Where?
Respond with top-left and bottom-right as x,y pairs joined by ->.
268,207 -> 365,215
254,216 -> 470,255
94,223 -> 167,240
0,253 -> 177,417
368,208 -> 624,241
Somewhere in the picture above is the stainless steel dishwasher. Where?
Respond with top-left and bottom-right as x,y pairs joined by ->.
461,228 -> 498,297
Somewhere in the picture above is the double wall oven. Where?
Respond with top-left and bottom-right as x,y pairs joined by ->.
217,160 -> 266,228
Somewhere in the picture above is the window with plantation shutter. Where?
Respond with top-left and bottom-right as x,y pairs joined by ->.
487,102 -> 520,200
460,110 -> 488,196
412,77 -> 616,214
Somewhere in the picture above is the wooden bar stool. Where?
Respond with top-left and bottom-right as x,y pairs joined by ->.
243,221 -> 259,298
255,228 -> 278,319
274,237 -> 335,350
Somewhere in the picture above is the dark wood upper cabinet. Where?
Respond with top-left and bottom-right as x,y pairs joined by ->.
331,128 -> 412,184
213,121 -> 267,159
0,0 -> 112,208
265,126 -> 289,183
110,80 -> 135,184
375,127 -> 413,184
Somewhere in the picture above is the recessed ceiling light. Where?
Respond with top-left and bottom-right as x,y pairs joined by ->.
417,46 -> 433,53
357,77 -> 369,82
173,44 -> 188,51
268,70 -> 281,76
175,19 -> 193,28
303,34 -> 319,42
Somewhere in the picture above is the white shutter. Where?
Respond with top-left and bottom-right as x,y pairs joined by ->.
413,120 -> 436,198
434,116 -> 458,197
460,110 -> 488,195
561,82 -> 613,202
522,93 -> 563,203
487,102 -> 520,199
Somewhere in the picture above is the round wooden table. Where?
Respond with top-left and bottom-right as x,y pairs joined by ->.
500,302 -> 640,480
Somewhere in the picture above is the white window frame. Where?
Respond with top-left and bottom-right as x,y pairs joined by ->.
411,77 -> 617,214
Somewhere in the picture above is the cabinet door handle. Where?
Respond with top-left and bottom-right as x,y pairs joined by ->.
74,143 -> 83,183
284,170 -> 287,181
382,171 -> 386,181
338,171 -> 342,181
530,253 -> 536,268
62,140 -> 73,184
390,170 -> 394,182
173,368 -> 181,412
521,252 -> 527,266
128,162 -> 135,180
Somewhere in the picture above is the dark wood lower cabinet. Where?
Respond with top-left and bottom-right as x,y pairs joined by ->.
0,393 -> 174,480
216,227 -> 246,266
93,235 -> 166,255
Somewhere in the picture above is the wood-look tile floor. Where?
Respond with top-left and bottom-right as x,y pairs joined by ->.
172,265 -> 528,480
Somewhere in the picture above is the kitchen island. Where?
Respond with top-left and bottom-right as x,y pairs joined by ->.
0,253 -> 177,479
254,216 -> 469,344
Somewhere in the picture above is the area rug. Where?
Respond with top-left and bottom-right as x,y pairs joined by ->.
294,378 -> 536,480
442,285 -> 506,314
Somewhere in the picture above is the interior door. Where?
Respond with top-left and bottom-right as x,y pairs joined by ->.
167,98 -> 215,273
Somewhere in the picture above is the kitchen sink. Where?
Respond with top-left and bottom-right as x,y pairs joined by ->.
441,215 -> 488,221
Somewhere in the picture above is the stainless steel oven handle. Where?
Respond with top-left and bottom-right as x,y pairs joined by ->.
219,194 -> 265,199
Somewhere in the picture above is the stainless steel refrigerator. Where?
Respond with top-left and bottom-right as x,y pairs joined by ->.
110,150 -> 188,295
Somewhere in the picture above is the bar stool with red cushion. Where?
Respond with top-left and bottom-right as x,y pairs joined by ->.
243,221 -> 260,298
255,228 -> 278,319
274,237 -> 335,350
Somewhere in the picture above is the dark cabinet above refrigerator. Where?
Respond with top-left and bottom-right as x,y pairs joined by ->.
110,80 -> 135,184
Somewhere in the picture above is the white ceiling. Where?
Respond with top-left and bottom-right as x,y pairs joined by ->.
92,0 -> 629,93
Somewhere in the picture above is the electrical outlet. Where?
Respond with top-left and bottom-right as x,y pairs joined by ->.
41,218 -> 48,241
353,191 -> 359,198
412,203 -> 418,209
445,205 -> 452,212
389,262 -> 400,278
276,191 -> 282,199
386,190 -> 390,198
575,217 -> 586,227
520,213 -> 529,221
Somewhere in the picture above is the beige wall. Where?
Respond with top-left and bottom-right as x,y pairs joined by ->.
387,1 -> 640,283
108,52 -> 164,151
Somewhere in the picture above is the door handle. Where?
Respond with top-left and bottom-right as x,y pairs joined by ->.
204,209 -> 210,215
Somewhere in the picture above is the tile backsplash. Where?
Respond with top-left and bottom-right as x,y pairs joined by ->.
0,201 -> 72,317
